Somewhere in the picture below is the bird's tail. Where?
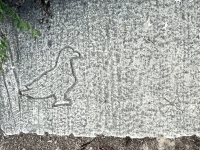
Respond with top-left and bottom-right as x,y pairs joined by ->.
18,85 -> 29,96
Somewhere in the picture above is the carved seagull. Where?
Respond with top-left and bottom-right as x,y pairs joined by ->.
20,45 -> 80,107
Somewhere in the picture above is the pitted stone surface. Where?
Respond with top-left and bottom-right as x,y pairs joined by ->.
0,0 -> 200,138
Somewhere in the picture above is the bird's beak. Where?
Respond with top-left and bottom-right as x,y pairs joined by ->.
72,51 -> 80,58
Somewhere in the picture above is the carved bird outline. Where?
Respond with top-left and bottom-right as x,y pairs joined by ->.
20,45 -> 80,107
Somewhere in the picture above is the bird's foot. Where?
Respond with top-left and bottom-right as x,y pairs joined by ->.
53,99 -> 72,107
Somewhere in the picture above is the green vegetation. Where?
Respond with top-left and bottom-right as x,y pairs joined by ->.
0,0 -> 39,71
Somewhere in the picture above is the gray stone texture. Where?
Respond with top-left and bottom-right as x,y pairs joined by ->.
0,0 -> 200,138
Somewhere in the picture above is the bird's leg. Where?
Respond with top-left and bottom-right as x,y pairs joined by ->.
53,93 -> 72,107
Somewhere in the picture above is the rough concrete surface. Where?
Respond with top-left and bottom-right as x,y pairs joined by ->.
0,0 -> 200,138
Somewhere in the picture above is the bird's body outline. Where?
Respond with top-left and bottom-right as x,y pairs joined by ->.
20,45 -> 80,107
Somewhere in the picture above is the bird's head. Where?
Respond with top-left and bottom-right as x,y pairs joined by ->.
58,46 -> 81,61
71,51 -> 81,59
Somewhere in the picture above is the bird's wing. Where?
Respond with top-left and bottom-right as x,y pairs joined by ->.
25,66 -> 55,87
22,73 -> 54,98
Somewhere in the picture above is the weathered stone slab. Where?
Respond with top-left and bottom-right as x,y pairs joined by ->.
0,0 -> 200,138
